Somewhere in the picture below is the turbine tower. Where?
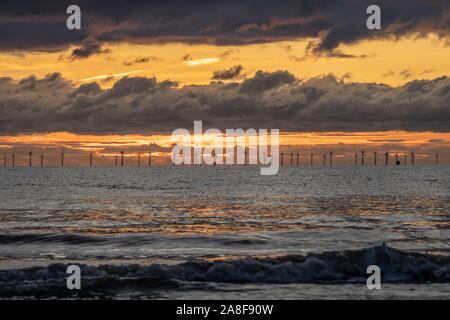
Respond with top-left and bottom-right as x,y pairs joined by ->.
354,153 -> 358,166
310,154 -> 313,166
296,152 -> 300,166
89,152 -> 93,167
60,150 -> 65,167
373,152 -> 377,166
120,150 -> 124,167
40,155 -> 44,167
28,150 -> 32,167
290,152 -> 294,165
435,153 -> 438,165
3,155 -> 6,167
280,152 -> 284,166
12,154 -> 15,167
323,154 -> 326,166
329,151 -> 333,166
385,152 -> 389,166
361,149 -> 365,166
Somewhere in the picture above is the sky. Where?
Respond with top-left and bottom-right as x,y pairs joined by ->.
0,0 -> 449,165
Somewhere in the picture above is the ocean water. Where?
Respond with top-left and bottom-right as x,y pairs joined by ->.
0,166 -> 449,299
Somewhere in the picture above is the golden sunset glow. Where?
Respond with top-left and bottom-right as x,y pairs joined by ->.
1,35 -> 449,87
1,131 -> 448,166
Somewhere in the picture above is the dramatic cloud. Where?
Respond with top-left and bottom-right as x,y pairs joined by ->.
70,41 -> 111,59
1,71 -> 449,134
212,65 -> 244,80
0,0 -> 448,55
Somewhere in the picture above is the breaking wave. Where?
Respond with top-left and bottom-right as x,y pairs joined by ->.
0,245 -> 449,298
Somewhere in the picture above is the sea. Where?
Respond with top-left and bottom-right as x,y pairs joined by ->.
0,166 -> 449,299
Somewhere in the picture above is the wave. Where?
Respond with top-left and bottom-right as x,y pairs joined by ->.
0,244 -> 449,298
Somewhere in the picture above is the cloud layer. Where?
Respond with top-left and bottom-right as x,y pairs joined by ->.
0,71 -> 449,134
0,0 -> 448,55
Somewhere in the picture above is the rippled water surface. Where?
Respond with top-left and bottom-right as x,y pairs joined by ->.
0,166 -> 449,299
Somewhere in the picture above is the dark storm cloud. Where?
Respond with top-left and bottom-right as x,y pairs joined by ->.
212,65 -> 244,80
1,71 -> 450,134
70,41 -> 111,59
0,0 -> 448,54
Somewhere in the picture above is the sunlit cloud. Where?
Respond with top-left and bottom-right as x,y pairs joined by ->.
184,57 -> 219,67
79,70 -> 144,82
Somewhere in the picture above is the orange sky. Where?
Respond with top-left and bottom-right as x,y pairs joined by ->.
1,28 -> 449,163
1,35 -> 449,87
0,131 -> 448,166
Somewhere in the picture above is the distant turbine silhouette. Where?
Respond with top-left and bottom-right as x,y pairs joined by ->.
310,154 -> 313,166
410,152 -> 415,165
28,150 -> 32,167
138,153 -> 141,167
3,155 -> 6,167
373,152 -> 377,166
361,149 -> 365,166
385,152 -> 389,166
280,152 -> 284,166
323,154 -> 326,166
115,154 -> 118,167
404,154 -> 407,165
329,151 -> 333,166
354,153 -> 358,166
435,153 -> 438,165
89,152 -> 93,167
120,150 -> 124,167
296,152 -> 300,165
290,153 -> 294,165
60,150 -> 65,167
40,155 -> 44,167
12,154 -> 15,167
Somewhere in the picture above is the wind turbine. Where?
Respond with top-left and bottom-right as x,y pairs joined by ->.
361,149 -> 365,166
435,153 -> 438,165
12,154 -> 15,167
296,152 -> 300,166
120,150 -> 124,167
290,153 -> 294,165
310,154 -> 313,166
385,152 -> 389,166
354,153 -> 358,166
322,154 -> 326,166
3,155 -> 6,167
40,155 -> 44,167
28,150 -> 32,167
373,152 -> 377,166
89,152 -> 93,167
60,150 -> 65,167
329,151 -> 333,166
280,152 -> 284,166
